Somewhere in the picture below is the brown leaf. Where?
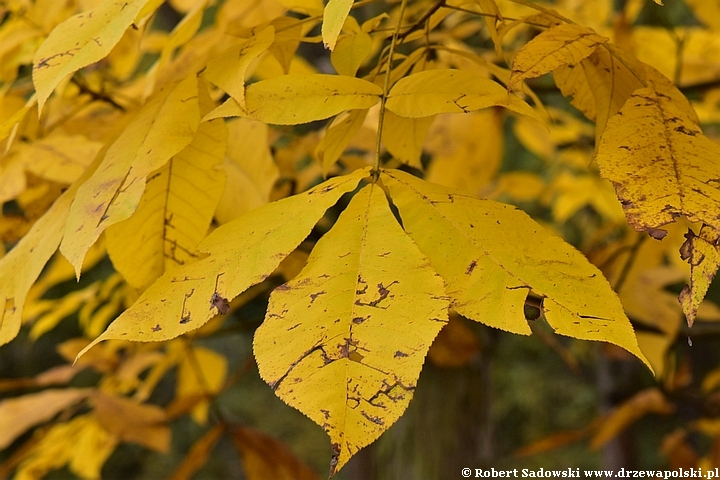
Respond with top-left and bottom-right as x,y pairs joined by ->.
427,313 -> 480,367
232,426 -> 319,480
590,388 -> 674,449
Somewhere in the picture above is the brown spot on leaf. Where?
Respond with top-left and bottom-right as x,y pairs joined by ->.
210,293 -> 230,315
310,291 -> 326,303
361,411 -> 385,425
645,227 -> 668,240
151,324 -> 161,332
466,260 -> 477,275
394,351 -> 409,358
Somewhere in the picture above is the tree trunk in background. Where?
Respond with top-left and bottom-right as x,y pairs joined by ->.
343,337 -> 493,480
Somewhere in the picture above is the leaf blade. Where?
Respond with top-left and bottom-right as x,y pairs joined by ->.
254,183 -> 448,475
385,69 -> 537,119
32,0 -> 156,112
78,169 -> 370,356
508,23 -> 608,90
61,75 -> 200,275
382,169 -> 650,369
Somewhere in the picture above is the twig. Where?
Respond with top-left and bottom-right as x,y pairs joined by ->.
373,0 -> 409,175
71,76 -> 126,112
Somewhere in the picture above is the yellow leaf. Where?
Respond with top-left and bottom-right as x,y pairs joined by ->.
590,388 -> 673,449
150,0 -> 208,90
322,0 -> 354,50
553,62 -> 597,121
17,134 -> 102,184
0,185 -> 77,346
78,170 -> 369,356
92,392 -> 170,452
68,416 -> 118,479
508,24 -> 608,91
317,109 -> 368,176
254,183 -> 448,475
232,426 -> 320,480
238,74 -> 382,125
268,17 -> 305,74
385,69 -> 537,119
685,0 -> 720,30
330,28 -> 372,77
28,282 -> 100,340
475,0 -> 503,56
32,0 -> 157,112
215,118 -> 278,224
425,110 -> 504,195
0,388 -> 92,449
679,226 -> 720,328
636,332 -> 673,379
106,84 -> 226,290
0,95 -> 35,149
554,47 -> 645,139
177,346 -> 227,425
15,415 -> 117,480
381,111 -> 434,169
595,70 -> 720,238
382,169 -> 650,368
61,75 -> 200,276
204,26 -> 275,109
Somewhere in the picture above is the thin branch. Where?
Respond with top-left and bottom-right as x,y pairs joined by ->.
71,76 -> 126,112
184,339 -> 230,425
613,234 -> 647,293
373,0 -> 409,175
507,0 -> 574,24
397,0 -> 445,42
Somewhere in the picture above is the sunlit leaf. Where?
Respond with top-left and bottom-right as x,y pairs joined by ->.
508,23 -> 608,90
386,69 -> 537,119
78,169 -> 369,357
32,0 -> 157,112
382,169 -> 650,368
61,75 -> 200,276
595,69 -> 720,239
254,183 -> 448,475
204,26 -> 275,108
106,83 -> 226,290
322,0 -> 354,50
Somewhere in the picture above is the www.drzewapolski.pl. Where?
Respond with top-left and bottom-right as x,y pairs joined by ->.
462,468 -> 717,478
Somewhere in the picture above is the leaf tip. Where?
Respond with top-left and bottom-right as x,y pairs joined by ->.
75,336 -> 104,364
